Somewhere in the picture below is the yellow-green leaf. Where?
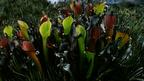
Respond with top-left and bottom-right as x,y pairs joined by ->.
17,20 -> 29,40
76,25 -> 86,39
58,18 -> 62,24
39,20 -> 52,62
3,25 -> 13,39
39,20 -> 52,39
76,25 -> 86,54
115,32 -> 129,49
86,51 -> 95,79
18,20 -> 29,30
62,16 -> 73,35
93,2 -> 105,15
76,25 -> 94,79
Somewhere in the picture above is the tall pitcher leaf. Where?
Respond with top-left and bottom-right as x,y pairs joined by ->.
21,41 -> 42,71
39,20 -> 52,62
76,25 -> 95,79
104,14 -> 116,42
17,20 -> 30,40
62,16 -> 73,35
76,25 -> 86,54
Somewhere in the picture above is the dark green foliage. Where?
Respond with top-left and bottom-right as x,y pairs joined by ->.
0,0 -> 58,27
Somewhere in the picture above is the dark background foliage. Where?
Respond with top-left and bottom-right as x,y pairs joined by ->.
0,0 -> 59,31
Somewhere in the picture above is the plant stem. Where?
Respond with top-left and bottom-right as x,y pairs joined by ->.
86,52 -> 95,79
0,77 -> 2,81
29,51 -> 42,72
43,38 -> 48,63
21,29 -> 29,40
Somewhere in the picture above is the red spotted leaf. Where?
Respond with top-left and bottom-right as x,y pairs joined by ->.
21,41 -> 35,52
104,14 -> 116,30
0,37 -> 9,48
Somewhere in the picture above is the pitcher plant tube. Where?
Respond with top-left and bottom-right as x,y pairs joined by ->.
17,20 -> 30,40
21,41 -> 42,72
39,19 -> 52,62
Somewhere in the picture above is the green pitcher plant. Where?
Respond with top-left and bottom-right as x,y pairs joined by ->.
39,19 -> 52,62
62,16 -> 73,35
17,20 -> 30,40
76,25 -> 95,79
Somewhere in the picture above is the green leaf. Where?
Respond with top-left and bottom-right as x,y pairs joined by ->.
62,16 -> 73,35
76,25 -> 86,38
39,20 -> 52,39
115,32 -> 129,49
3,25 -> 13,39
18,20 -> 29,29
76,25 -> 95,79
93,2 -> 105,15
39,20 -> 52,62
17,20 -> 30,40
86,51 -> 95,79
76,25 -> 86,54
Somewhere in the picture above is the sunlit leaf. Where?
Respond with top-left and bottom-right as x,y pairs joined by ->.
39,20 -> 52,39
62,16 -> 73,35
39,19 -> 52,62
76,25 -> 86,53
76,25 -> 86,38
76,25 -> 95,79
76,25 -> 81,36
18,20 -> 29,30
93,2 -> 105,15
115,32 -> 129,49
3,25 -> 13,39
17,20 -> 29,40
